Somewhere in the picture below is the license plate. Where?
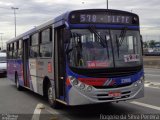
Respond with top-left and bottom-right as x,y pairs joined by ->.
108,91 -> 121,97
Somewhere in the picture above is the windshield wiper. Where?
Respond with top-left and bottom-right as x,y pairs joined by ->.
115,35 -> 120,58
89,25 -> 110,59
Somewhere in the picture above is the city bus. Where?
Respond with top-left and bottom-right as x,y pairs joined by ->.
6,9 -> 144,108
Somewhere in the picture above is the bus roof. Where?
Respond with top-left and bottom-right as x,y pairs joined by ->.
7,9 -> 138,44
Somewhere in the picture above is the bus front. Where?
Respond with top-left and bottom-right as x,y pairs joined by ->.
65,9 -> 144,105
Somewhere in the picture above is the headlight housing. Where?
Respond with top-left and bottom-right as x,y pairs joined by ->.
86,86 -> 92,92
79,83 -> 85,90
69,76 -> 93,92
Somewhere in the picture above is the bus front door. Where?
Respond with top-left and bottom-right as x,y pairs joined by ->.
54,27 -> 65,101
22,38 -> 30,88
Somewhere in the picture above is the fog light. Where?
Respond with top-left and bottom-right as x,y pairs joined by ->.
138,76 -> 144,84
86,86 -> 92,92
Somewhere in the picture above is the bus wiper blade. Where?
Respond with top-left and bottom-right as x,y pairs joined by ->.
116,35 -> 120,58
89,26 -> 110,58
89,26 -> 105,47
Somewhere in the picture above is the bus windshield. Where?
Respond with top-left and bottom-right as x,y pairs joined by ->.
66,29 -> 142,69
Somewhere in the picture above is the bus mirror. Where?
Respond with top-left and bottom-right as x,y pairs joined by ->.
64,29 -> 71,43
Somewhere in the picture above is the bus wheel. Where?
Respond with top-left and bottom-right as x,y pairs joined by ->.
15,74 -> 23,91
47,83 -> 60,109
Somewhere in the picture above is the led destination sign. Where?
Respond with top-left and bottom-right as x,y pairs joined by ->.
70,12 -> 138,25
80,14 -> 131,24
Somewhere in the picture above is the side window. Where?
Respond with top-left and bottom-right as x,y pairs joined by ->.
7,43 -> 15,59
40,44 -> 52,57
40,28 -> 52,58
30,33 -> 39,58
10,44 -> 13,51
31,33 -> 39,46
7,44 -> 10,51
9,51 -> 13,59
9,44 -> 13,59
7,44 -> 10,59
17,40 -> 22,58
13,42 -> 17,59
41,28 -> 51,43
14,42 -> 17,50
12,43 -> 14,51
30,46 -> 39,58
19,40 -> 22,49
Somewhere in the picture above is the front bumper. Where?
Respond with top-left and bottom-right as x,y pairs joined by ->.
68,81 -> 144,106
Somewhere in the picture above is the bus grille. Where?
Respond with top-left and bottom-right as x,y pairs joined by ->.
94,83 -> 132,89
96,91 -> 131,101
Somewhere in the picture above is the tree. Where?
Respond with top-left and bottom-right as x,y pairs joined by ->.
143,41 -> 148,48
149,40 -> 156,48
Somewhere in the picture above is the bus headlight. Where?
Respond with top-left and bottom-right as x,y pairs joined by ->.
138,76 -> 145,84
138,79 -> 142,84
134,83 -> 138,87
86,86 -> 92,92
70,76 -> 79,86
73,79 -> 79,86
134,76 -> 144,87
140,75 -> 145,81
79,83 -> 85,90
69,76 -> 93,92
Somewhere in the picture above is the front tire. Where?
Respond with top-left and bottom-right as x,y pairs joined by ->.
47,82 -> 60,109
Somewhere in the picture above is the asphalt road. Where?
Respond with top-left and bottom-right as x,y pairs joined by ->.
144,68 -> 160,83
0,68 -> 160,120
